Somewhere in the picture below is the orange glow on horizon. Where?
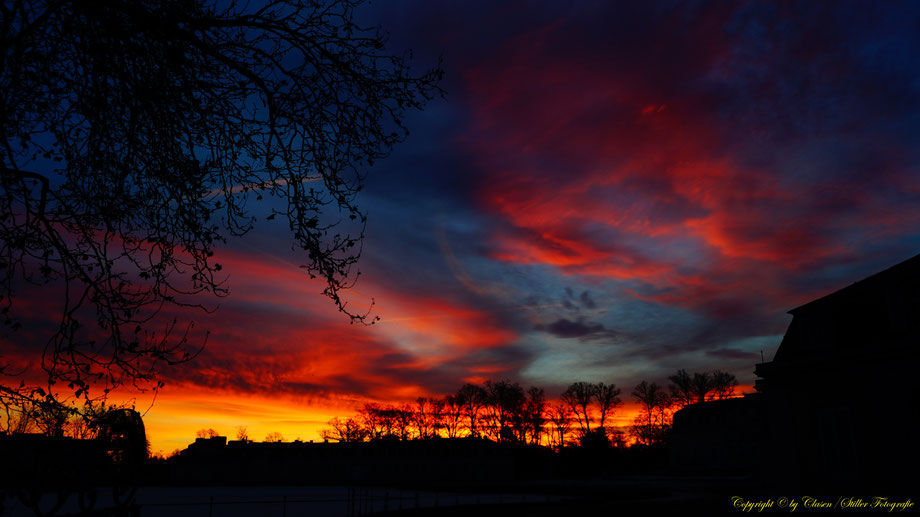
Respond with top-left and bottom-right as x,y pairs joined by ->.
137,389 -> 762,454
139,390 -> 651,454
135,385 -> 356,456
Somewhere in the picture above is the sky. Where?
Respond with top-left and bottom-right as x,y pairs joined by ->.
9,1 -> 920,453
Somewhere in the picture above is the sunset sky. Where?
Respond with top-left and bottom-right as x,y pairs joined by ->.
9,1 -> 920,454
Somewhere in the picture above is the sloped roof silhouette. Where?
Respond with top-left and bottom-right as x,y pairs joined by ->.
774,253 -> 920,362
788,253 -> 920,315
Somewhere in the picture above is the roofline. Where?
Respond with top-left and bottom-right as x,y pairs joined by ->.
788,253 -> 920,315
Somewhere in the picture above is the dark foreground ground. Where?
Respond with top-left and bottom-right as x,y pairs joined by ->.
3,476 -> 915,516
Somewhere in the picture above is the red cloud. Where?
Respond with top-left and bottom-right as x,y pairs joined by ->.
460,9 -> 920,319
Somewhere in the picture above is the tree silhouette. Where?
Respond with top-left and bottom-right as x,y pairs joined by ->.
561,381 -> 595,437
235,425 -> 249,442
667,369 -> 696,407
631,380 -> 671,446
560,381 -> 622,445
319,416 -> 365,443
264,431 -> 285,443
483,380 -> 525,443
394,403 -> 414,440
711,370 -> 738,399
442,394 -> 464,438
0,0 -> 442,412
668,369 -> 738,408
456,382 -> 487,438
547,403 -> 573,449
522,386 -> 547,445
196,428 -> 219,439
412,396 -> 443,439
358,402 -> 407,440
592,382 -> 622,432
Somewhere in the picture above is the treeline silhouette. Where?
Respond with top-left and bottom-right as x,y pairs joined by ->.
311,371 -> 738,449
156,370 -> 739,486
0,398 -> 140,442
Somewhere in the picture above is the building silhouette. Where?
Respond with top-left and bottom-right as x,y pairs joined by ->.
672,253 -> 920,492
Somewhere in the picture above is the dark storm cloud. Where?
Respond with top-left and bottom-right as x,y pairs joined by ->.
535,318 -> 610,340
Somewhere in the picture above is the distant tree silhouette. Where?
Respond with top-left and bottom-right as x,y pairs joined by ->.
483,380 -> 525,443
33,399 -> 69,438
593,382 -> 622,432
711,370 -> 738,399
547,403 -> 573,449
0,0 -> 443,416
320,417 -> 365,443
522,386 -> 547,445
442,395 -> 464,438
412,397 -> 443,439
64,411 -> 94,440
668,369 -> 738,408
394,403 -> 414,440
358,403 -> 384,440
264,431 -> 285,443
1,397 -> 117,439
359,402 -> 405,440
631,381 -> 671,446
429,398 -> 446,436
561,382 -> 595,437
456,383 -> 488,437
668,369 -> 697,407
235,426 -> 249,442
196,428 -> 219,439
561,381 -> 622,440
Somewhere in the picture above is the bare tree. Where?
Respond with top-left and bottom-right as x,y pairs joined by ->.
668,369 -> 695,408
2,397 -> 116,437
65,412 -> 94,439
483,380 -> 525,443
547,403 -> 572,449
321,416 -> 367,443
456,383 -> 487,437
264,431 -> 285,443
0,0 -> 443,413
592,382 -> 622,431
196,428 -> 219,439
442,395 -> 464,439
669,369 -> 714,406
631,381 -> 671,446
358,402 -> 384,440
359,402 -> 414,440
235,425 -> 249,442
429,397 -> 445,437
561,381 -> 622,444
32,399 -> 69,437
711,370 -> 738,399
523,386 -> 546,445
691,372 -> 714,403
414,397 -> 431,438
561,382 -> 595,437
668,369 -> 737,407
394,403 -> 414,441
413,397 -> 442,439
